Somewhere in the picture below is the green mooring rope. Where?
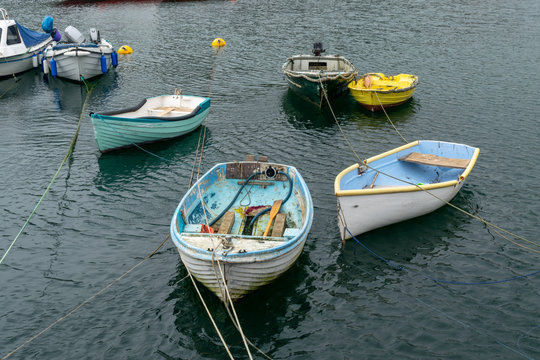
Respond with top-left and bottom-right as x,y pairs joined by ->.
0,83 -> 95,265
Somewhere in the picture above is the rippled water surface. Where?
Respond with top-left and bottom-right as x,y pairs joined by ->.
1,0 -> 539,359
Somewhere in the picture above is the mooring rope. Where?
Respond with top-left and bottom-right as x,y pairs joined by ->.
1,235 -> 170,360
0,75 -> 19,99
318,77 -> 538,252
0,82 -> 96,265
346,227 -> 540,285
414,298 -> 532,359
373,91 -> 408,143
516,324 -> 540,359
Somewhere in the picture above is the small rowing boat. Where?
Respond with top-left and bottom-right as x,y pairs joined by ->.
348,72 -> 418,111
170,156 -> 313,301
335,140 -> 479,240
90,92 -> 210,152
282,43 -> 357,107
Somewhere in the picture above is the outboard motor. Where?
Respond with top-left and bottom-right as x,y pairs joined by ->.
64,25 -> 85,43
312,42 -> 325,56
89,28 -> 100,44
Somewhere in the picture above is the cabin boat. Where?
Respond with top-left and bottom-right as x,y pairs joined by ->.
170,157 -> 313,301
90,92 -> 210,152
282,43 -> 357,107
0,9 -> 54,78
334,140 -> 479,240
348,73 -> 418,111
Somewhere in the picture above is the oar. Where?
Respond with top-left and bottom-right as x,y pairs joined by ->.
263,199 -> 282,237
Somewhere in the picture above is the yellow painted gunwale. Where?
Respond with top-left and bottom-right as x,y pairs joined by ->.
348,73 -> 418,106
334,141 -> 480,197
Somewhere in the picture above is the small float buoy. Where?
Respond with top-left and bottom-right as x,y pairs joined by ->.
212,38 -> 226,48
32,54 -> 38,68
117,45 -> 133,54
50,58 -> 57,78
100,54 -> 107,73
111,50 -> 118,67
42,59 -> 49,74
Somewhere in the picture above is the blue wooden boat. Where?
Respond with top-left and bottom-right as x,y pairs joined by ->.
90,93 -> 210,152
282,43 -> 357,107
335,140 -> 480,240
170,157 -> 313,302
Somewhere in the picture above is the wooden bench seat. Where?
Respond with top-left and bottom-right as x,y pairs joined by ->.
399,152 -> 470,169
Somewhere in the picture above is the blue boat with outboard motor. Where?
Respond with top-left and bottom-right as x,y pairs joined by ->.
170,156 -> 314,302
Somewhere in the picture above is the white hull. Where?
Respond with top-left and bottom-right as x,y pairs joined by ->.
43,40 -> 114,81
175,233 -> 308,301
337,182 -> 463,239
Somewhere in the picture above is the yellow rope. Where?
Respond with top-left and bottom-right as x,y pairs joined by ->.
318,77 -> 538,251
1,235 -> 170,360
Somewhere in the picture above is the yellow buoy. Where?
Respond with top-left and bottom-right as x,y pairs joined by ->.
118,45 -> 133,54
212,38 -> 226,48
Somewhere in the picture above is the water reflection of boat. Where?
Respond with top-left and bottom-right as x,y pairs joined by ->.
95,127 -> 206,186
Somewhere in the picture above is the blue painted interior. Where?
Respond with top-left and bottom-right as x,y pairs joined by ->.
176,163 -> 308,238
340,141 -> 476,190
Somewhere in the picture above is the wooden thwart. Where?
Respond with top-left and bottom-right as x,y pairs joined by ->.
399,152 -> 470,169
155,106 -> 193,116
271,213 -> 286,237
217,211 -> 235,234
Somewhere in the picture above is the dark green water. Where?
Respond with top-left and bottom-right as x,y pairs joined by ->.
1,0 -> 539,359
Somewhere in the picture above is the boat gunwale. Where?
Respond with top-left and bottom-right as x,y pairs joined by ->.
348,73 -> 419,94
334,140 -> 480,197
281,54 -> 358,78
170,162 -> 314,261
92,95 -> 211,122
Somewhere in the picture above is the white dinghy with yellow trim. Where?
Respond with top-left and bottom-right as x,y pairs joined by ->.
334,140 -> 479,240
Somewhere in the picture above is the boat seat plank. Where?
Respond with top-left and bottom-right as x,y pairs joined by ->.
271,213 -> 286,237
151,106 -> 194,116
157,107 -> 174,116
217,211 -> 235,234
399,152 -> 470,169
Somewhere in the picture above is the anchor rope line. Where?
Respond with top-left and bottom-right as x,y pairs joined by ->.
414,298 -> 532,359
373,91 -> 408,143
196,181 -> 254,360
0,82 -> 96,265
347,227 -> 540,285
176,48 -> 261,360
317,78 -> 537,252
0,75 -> 18,99
1,235 -> 170,360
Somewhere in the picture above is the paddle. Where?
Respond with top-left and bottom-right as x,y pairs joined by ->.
263,199 -> 282,237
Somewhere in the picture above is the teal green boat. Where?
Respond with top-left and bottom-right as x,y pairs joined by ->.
90,93 -> 210,152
